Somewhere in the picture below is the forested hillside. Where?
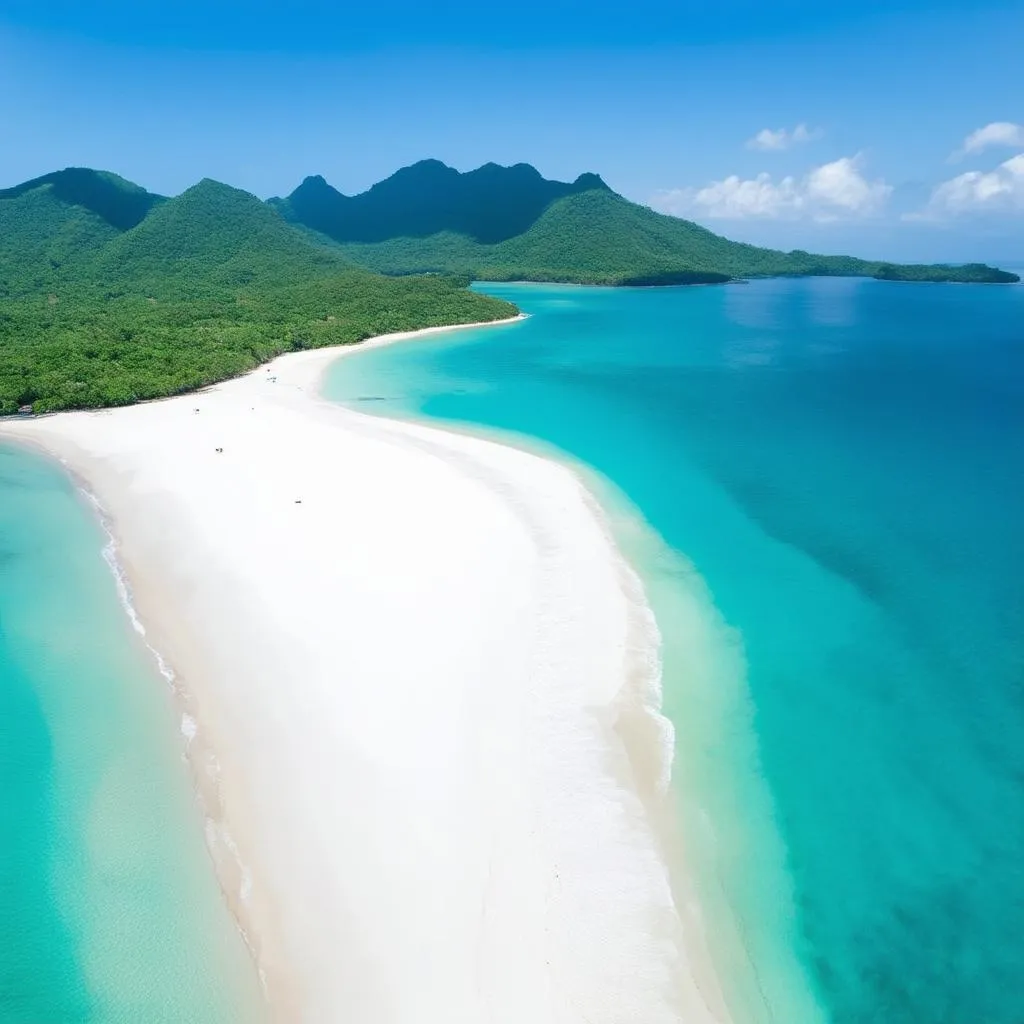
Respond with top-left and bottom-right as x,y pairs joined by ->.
276,162 -> 1019,286
0,170 -> 515,415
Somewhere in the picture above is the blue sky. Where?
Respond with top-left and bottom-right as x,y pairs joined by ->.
1,0 -> 1021,262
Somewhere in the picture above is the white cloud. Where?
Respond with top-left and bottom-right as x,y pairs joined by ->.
914,153 -> 1024,218
746,123 -> 820,151
951,122 -> 1024,160
804,156 -> 892,217
658,173 -> 803,218
652,155 -> 891,222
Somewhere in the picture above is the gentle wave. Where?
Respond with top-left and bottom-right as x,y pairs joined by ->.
76,477 -> 265,993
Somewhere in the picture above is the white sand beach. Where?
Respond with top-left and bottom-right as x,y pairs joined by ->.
1,319 -> 729,1024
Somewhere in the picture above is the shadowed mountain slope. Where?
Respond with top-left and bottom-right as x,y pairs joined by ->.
271,159 -> 612,245
0,168 -> 164,231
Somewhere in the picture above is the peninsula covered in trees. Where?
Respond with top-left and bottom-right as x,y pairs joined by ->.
271,160 -> 1020,286
1,162 -> 1017,414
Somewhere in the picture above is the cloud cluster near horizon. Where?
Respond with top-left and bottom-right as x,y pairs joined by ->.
656,120 -> 1024,229
652,155 -> 890,221
950,121 -> 1024,161
913,153 -> 1024,219
909,121 -> 1024,219
746,123 -> 821,151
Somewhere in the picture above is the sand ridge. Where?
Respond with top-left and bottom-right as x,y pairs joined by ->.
2,319 -> 728,1024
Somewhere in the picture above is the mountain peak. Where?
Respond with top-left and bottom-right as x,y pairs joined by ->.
277,159 -> 616,245
175,179 -> 275,216
573,172 -> 610,191
294,174 -> 336,193
403,158 -> 454,173
187,178 -> 247,196
0,167 -> 163,230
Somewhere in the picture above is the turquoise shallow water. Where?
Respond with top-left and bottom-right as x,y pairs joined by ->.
0,445 -> 262,1022
327,278 -> 1024,1024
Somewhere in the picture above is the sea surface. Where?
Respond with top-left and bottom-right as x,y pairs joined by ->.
326,275 -> 1024,1024
0,445 -> 262,1022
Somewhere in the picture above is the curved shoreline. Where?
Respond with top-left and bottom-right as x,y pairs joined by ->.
1,317 -> 730,1023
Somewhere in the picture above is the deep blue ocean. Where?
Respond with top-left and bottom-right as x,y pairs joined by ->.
327,276 -> 1024,1024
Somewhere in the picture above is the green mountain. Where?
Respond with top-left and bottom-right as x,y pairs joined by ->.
0,171 -> 514,415
0,169 -> 166,298
271,159 -> 610,244
0,168 -> 164,231
275,161 -> 1019,286
94,178 -> 346,295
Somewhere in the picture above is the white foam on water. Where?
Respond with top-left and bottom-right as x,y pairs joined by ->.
75,478 -> 265,995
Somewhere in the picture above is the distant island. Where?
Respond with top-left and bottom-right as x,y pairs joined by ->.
0,163 -> 1017,414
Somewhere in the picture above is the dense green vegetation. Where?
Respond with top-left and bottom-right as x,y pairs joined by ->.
871,262 -> 1019,283
2,161 -> 1016,415
0,171 -> 515,415
619,270 -> 731,286
276,162 -> 1019,286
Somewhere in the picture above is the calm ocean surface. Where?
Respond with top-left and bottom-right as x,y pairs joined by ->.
327,277 -> 1024,1024
0,446 -> 261,1021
